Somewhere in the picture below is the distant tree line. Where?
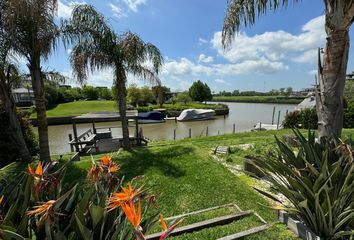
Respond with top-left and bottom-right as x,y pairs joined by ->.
214,87 -> 293,97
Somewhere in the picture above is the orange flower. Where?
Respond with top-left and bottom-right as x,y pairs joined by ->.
28,162 -> 43,179
106,184 -> 140,211
0,196 -> 4,205
121,200 -> 141,229
160,214 -> 167,231
26,200 -> 58,225
108,164 -> 120,174
159,214 -> 183,240
101,155 -> 112,166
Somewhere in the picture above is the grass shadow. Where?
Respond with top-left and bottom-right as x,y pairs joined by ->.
118,145 -> 193,181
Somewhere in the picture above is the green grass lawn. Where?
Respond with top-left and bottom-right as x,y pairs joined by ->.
4,129 -> 354,239
32,100 -> 227,118
212,95 -> 305,104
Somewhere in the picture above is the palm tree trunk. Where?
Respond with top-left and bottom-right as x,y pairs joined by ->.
0,81 -> 31,162
29,62 -> 51,162
115,66 -> 131,150
317,28 -> 349,138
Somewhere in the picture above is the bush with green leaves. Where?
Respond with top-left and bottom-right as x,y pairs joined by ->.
83,86 -> 99,100
344,102 -> 354,128
0,109 -> 38,167
283,108 -> 318,129
0,155 -> 180,240
188,80 -> 212,102
253,130 -> 354,239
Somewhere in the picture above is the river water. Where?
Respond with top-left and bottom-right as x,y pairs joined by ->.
42,102 -> 296,154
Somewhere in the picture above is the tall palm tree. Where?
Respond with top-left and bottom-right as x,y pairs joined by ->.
62,5 -> 163,150
222,0 -> 354,138
2,0 -> 60,161
0,21 -> 31,162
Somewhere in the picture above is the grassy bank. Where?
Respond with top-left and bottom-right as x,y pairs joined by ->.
4,130 -> 354,238
31,100 -> 227,118
212,95 -> 304,104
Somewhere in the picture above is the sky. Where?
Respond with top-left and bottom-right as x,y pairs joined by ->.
34,0 -> 354,92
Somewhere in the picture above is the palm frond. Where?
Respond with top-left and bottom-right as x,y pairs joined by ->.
70,42 -> 112,84
222,0 -> 300,48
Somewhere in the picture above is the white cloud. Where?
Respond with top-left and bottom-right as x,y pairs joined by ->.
109,3 -> 128,18
211,15 -> 325,64
198,54 -> 214,63
162,57 -> 288,78
58,0 -> 86,19
215,79 -> 226,83
198,38 -> 208,45
123,0 -> 146,12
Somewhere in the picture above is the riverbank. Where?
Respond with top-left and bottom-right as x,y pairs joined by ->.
212,95 -> 304,104
30,100 -> 228,118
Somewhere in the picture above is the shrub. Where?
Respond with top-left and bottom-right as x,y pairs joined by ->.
253,130 -> 354,239
0,109 -> 38,167
0,155 -> 180,239
344,102 -> 354,128
98,88 -> 113,100
44,84 -> 59,107
283,108 -> 318,129
83,86 -> 99,100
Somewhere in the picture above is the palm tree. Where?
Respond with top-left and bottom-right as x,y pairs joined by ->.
1,0 -> 60,161
62,5 -> 163,150
0,23 -> 31,162
222,0 -> 354,138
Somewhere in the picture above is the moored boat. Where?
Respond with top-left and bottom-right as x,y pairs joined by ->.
137,111 -> 165,124
177,109 -> 215,121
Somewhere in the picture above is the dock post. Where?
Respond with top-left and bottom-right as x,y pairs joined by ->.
189,128 -> 192,138
135,118 -> 140,146
259,122 -> 262,131
68,134 -> 74,152
233,124 -> 236,134
286,109 -> 289,115
277,110 -> 281,130
173,129 -> 176,140
271,106 -> 276,125
72,122 -> 78,152
175,117 -> 177,123
92,122 -> 96,134
206,126 -> 209,136
218,130 -> 220,135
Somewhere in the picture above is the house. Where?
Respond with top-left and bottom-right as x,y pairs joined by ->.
12,87 -> 35,106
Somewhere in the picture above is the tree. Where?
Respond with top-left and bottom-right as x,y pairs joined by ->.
189,80 -> 212,102
0,20 -> 31,162
152,85 -> 171,107
62,5 -> 162,150
127,84 -> 141,107
222,0 -> 354,138
2,0 -> 60,161
286,87 -> 293,96
83,86 -> 99,100
175,92 -> 192,105
140,86 -> 153,106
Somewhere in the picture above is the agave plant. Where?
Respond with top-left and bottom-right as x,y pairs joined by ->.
253,129 -> 354,239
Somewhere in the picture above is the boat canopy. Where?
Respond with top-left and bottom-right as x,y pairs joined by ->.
138,111 -> 164,120
177,109 -> 215,121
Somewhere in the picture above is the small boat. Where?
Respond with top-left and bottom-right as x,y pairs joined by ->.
252,122 -> 282,131
177,109 -> 215,121
137,111 -> 165,124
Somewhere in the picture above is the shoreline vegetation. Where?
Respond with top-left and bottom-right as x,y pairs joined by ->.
211,95 -> 305,104
29,100 -> 229,118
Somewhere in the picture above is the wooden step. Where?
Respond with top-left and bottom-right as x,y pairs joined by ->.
217,224 -> 271,240
145,211 -> 252,240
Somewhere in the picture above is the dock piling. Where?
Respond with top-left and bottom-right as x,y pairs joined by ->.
206,126 -> 209,136
189,128 -> 192,138
233,124 -> 236,134
68,134 -> 74,152
271,106 -> 276,125
277,110 -> 281,130
174,129 -> 176,140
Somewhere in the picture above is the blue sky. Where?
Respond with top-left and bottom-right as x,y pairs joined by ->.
38,0 -> 354,92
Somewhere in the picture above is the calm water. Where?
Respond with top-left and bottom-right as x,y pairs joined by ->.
41,102 -> 296,154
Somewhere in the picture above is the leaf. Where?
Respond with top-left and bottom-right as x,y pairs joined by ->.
89,204 -> 104,228
74,213 -> 93,240
0,230 -> 25,240
253,187 -> 282,203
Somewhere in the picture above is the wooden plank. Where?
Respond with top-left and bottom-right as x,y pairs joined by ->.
145,211 -> 252,240
217,224 -> 271,240
163,203 -> 241,221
